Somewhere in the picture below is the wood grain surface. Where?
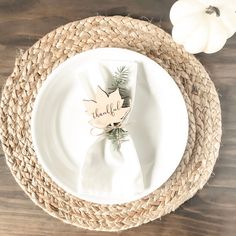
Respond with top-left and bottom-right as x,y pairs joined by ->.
0,0 -> 236,235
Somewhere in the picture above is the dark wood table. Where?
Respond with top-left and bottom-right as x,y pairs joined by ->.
0,0 -> 235,235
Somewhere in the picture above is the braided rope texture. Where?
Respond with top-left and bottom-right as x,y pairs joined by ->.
0,16 -> 222,231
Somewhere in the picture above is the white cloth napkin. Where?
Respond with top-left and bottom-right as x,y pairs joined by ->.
77,60 -> 151,200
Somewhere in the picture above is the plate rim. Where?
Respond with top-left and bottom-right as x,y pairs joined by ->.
31,47 -> 189,204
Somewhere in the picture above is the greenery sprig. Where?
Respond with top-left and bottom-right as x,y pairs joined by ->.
107,66 -> 130,150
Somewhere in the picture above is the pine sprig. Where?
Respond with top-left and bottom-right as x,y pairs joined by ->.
109,66 -> 130,107
106,128 -> 128,150
112,66 -> 129,87
107,66 -> 130,150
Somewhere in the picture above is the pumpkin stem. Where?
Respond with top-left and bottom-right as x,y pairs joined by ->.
205,5 -> 220,17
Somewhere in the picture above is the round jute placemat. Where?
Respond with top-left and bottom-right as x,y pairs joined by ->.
0,16 -> 221,231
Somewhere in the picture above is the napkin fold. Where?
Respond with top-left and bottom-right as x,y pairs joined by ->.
77,60 -> 152,200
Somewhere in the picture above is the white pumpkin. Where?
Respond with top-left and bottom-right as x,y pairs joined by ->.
170,0 -> 236,54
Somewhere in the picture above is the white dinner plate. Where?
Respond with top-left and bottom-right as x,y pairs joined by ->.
31,48 -> 188,204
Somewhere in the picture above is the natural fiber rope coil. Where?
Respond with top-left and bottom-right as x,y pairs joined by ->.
0,16 -> 221,231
